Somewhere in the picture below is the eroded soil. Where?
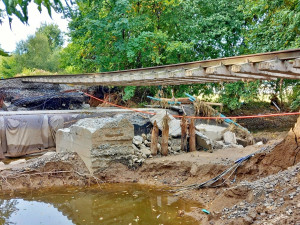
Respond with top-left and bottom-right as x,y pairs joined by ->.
0,119 -> 300,225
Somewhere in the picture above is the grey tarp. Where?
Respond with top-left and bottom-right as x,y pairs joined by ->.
0,115 -> 64,157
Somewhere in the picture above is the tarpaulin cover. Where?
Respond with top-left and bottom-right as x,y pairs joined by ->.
0,115 -> 64,158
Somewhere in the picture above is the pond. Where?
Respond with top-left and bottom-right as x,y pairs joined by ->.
0,184 -> 201,225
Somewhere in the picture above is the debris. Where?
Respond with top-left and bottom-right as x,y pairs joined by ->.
133,136 -> 143,147
223,131 -> 237,145
150,110 -> 181,137
202,209 -> 210,214
196,124 -> 227,141
56,116 -> 134,174
195,131 -> 213,150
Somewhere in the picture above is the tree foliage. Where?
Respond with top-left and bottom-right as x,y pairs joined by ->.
61,0 -> 244,72
0,0 -> 70,24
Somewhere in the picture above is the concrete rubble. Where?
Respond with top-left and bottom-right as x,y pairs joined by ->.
56,116 -> 135,174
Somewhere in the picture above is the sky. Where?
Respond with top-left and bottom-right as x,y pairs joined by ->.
0,2 -> 69,53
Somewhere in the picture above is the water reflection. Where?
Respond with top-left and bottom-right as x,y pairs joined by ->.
0,184 -> 200,225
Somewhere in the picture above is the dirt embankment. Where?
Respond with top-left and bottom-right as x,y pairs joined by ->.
1,118 -> 300,224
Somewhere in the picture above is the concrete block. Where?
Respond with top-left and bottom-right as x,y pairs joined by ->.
56,117 -> 134,174
223,131 -> 237,144
196,124 -> 226,141
196,131 -> 212,150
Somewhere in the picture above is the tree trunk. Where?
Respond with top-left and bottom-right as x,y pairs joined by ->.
151,120 -> 159,156
161,114 -> 170,156
189,118 -> 196,152
181,115 -> 188,152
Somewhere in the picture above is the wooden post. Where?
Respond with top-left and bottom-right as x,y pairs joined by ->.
189,118 -> 196,152
161,114 -> 170,156
151,120 -> 159,156
181,115 -> 188,152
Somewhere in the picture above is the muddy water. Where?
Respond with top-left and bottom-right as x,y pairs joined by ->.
0,184 -> 201,225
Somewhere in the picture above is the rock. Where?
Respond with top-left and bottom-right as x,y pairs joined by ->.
132,144 -> 139,153
237,138 -> 249,147
144,140 -> 151,147
56,116 -> 134,174
223,131 -> 237,144
150,110 -> 181,137
133,136 -> 143,147
169,138 -> 181,152
196,124 -> 227,141
190,164 -> 198,176
286,209 -> 293,215
140,147 -> 151,157
297,202 -> 300,208
196,131 -> 213,150
9,159 -> 26,166
214,141 -> 225,149
141,133 -> 147,142
255,141 -> 263,146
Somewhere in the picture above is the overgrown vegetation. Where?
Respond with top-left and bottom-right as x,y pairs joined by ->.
0,0 -> 299,111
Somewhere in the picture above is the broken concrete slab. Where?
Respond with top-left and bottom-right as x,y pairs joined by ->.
56,116 -> 134,174
196,124 -> 227,141
196,131 -> 213,150
223,131 -> 237,144
150,110 -> 181,137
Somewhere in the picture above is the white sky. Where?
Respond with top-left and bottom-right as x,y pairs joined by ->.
0,2 -> 69,53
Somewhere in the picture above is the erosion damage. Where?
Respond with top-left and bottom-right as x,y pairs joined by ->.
0,113 -> 299,224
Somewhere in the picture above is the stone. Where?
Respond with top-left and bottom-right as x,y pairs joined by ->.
133,136 -> 143,147
223,131 -> 237,144
150,110 -> 181,137
214,141 -> 225,149
169,138 -> 181,152
286,209 -> 293,215
255,141 -> 263,146
196,131 -> 213,150
144,140 -> 150,147
140,147 -> 151,157
141,133 -> 147,142
190,164 -> 198,176
237,138 -> 249,147
196,124 -> 227,141
56,117 -> 134,174
9,159 -> 26,166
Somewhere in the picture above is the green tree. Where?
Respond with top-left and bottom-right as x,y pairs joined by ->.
37,23 -> 64,50
0,55 -> 19,78
14,23 -> 63,72
62,0 -> 244,72
243,0 -> 300,53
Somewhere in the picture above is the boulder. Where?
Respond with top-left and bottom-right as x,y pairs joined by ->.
223,131 -> 237,144
56,117 -> 134,174
150,110 -> 181,137
196,124 -> 227,141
